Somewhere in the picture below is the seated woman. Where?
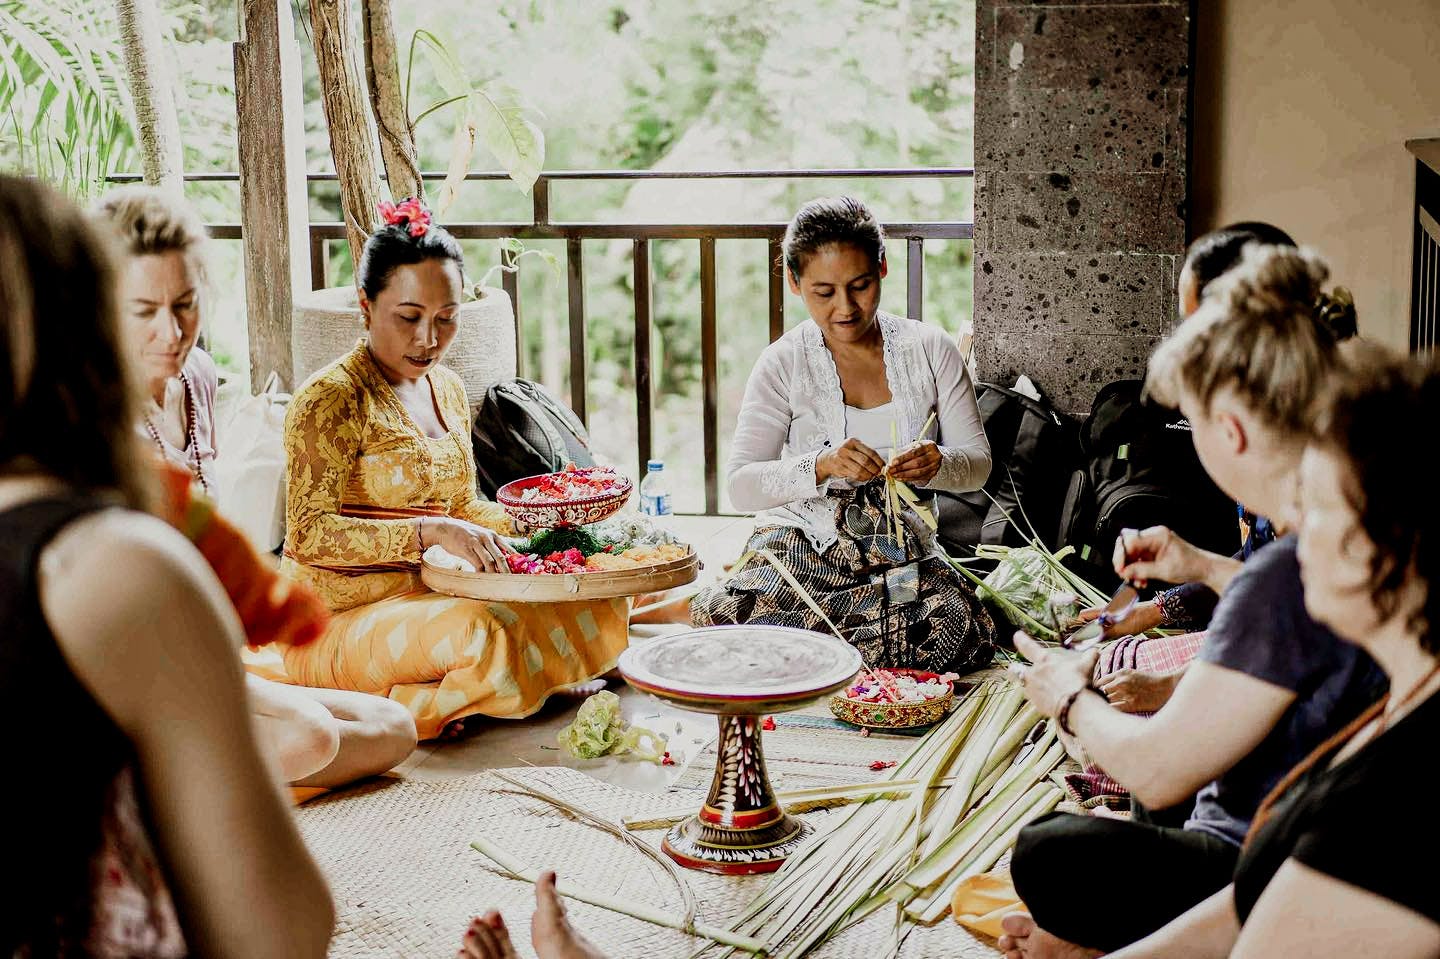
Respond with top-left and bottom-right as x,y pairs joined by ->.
95,184 -> 417,786
1087,221 -> 1357,716
1003,345 -> 1440,959
243,200 -> 627,740
0,174 -> 335,958
689,196 -> 996,674
997,245 -> 1386,958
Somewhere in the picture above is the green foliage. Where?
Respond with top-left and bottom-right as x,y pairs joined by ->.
556,689 -> 667,762
7,0 -> 976,513
0,0 -> 136,198
475,235 -> 558,295
406,26 -> 545,202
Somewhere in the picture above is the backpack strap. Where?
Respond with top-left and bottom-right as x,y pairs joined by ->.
979,400 -> 1052,544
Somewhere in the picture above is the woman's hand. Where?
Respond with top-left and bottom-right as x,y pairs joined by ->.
816,438 -> 886,485
887,440 -> 943,486
1069,600 -> 1164,639
1098,667 -> 1182,713
424,517 -> 514,573
1113,526 -> 1218,589
1009,631 -> 1099,718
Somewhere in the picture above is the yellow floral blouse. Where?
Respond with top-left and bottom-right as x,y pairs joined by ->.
281,340 -> 512,612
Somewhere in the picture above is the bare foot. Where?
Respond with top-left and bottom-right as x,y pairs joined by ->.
997,913 -> 1104,959
459,911 -> 519,958
532,871 -> 605,959
560,679 -> 608,698
440,715 -> 484,741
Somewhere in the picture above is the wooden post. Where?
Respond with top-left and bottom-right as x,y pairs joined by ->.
361,0 -> 421,202
234,0 -> 310,389
309,0 -> 383,278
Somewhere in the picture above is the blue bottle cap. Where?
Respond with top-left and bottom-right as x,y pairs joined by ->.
647,459 -> 664,471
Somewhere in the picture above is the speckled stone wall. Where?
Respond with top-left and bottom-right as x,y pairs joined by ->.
973,0 -> 1192,415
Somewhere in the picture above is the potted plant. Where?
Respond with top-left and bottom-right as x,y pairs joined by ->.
292,6 -> 544,402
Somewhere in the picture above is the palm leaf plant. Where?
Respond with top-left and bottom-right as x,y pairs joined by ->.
0,0 -> 137,198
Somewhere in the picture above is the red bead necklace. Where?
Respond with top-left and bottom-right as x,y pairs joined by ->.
144,371 -> 210,495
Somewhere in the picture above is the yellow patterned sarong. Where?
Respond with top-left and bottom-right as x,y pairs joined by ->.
245,591 -> 629,739
244,341 -> 630,739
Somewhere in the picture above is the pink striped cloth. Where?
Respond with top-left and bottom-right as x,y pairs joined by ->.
1062,632 -> 1208,806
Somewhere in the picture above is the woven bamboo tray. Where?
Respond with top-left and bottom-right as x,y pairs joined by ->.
421,549 -> 700,602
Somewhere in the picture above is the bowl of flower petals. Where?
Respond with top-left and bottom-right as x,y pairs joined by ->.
496,464 -> 633,528
419,517 -> 698,603
829,668 -> 957,729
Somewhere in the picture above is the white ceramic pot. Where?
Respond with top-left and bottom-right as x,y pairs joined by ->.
290,285 -> 519,401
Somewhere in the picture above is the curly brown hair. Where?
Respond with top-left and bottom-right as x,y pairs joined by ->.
1311,342 -> 1439,654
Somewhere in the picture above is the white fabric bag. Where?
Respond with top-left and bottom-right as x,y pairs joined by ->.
212,372 -> 290,553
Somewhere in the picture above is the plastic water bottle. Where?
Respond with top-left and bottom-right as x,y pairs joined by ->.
638,459 -> 673,518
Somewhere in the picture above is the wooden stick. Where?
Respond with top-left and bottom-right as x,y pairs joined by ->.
469,836 -> 769,954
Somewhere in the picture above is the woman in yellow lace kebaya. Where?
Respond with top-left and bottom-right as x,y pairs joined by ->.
244,200 -> 628,738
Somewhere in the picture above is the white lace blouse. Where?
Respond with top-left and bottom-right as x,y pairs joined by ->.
726,311 -> 991,551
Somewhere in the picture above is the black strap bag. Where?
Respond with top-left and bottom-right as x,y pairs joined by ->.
1056,380 -> 1237,589
936,382 -> 1080,554
471,378 -> 595,499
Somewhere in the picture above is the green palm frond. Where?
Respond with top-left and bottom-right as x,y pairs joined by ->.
0,0 -> 137,198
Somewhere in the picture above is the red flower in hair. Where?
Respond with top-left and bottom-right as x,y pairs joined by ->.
377,197 -> 432,238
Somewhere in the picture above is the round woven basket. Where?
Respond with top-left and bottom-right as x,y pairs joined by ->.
829,669 -> 955,729
290,285 -> 518,400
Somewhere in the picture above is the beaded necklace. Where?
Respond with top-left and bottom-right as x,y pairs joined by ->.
143,371 -> 210,495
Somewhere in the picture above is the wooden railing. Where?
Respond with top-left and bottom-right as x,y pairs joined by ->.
1408,140 -> 1440,353
111,167 -> 974,513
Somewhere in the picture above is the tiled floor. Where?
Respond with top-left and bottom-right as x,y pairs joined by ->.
391,513 -> 755,793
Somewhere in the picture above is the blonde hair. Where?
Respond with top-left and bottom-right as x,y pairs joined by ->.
92,184 -> 209,285
1146,244 -> 1338,434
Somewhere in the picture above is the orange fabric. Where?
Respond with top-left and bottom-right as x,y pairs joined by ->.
951,870 -> 1023,937
156,462 -> 329,649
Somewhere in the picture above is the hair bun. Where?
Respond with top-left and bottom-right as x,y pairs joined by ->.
1316,286 -> 1358,341
1215,244 -> 1329,323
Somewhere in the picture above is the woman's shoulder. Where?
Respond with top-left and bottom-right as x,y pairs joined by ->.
881,311 -> 956,351
756,323 -> 817,367
292,346 -> 369,409
183,346 -> 219,394
41,509 -> 215,640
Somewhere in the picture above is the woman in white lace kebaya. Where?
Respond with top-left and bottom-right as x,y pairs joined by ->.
690,197 -> 997,674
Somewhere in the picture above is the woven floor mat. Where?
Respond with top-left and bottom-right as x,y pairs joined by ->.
298,766 -> 1002,958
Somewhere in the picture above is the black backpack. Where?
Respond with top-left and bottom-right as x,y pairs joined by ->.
471,378 -> 595,499
1057,380 -> 1238,590
936,382 -> 1080,554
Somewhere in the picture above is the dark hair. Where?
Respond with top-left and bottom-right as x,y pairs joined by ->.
356,199 -> 465,300
0,175 -> 150,509
782,195 -> 886,278
1312,343 -> 1439,653
1184,221 -> 1298,295
1184,221 -> 1358,341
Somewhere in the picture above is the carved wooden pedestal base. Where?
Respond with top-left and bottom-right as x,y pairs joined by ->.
661,714 -> 809,875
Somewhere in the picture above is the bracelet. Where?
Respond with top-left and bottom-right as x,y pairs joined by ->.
1057,686 -> 1092,737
